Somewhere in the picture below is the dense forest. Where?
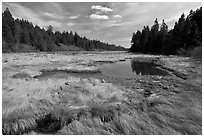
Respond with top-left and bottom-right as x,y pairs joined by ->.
2,8 -> 126,53
130,7 -> 202,56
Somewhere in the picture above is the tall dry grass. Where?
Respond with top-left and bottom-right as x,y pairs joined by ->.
2,76 -> 202,135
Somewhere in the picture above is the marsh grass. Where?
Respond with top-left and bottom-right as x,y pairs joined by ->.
177,46 -> 202,59
2,77 -> 202,135
12,72 -> 32,79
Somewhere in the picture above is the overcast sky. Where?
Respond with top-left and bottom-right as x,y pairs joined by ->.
2,2 -> 201,48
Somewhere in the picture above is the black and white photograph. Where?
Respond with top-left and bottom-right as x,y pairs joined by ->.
2,0 -> 202,135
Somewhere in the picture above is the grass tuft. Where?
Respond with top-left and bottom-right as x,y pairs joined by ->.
2,76 -> 202,135
12,72 -> 32,79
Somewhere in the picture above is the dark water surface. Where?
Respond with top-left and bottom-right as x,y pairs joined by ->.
34,58 -> 169,80
100,59 -> 169,77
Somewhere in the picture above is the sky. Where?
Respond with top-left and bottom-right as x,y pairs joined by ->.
2,2 -> 202,48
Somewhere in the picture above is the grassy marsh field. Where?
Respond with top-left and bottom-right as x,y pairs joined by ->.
2,51 -> 202,135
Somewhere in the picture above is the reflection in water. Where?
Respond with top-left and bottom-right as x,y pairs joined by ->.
100,58 -> 169,78
36,59 -> 169,80
130,59 -> 169,76
34,59 -> 169,80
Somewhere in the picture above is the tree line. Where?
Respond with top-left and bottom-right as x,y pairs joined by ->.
2,8 -> 126,53
129,7 -> 202,55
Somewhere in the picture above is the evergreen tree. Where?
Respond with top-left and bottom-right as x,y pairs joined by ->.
2,8 -> 14,43
20,29 -> 30,44
159,19 -> 168,53
172,13 -> 186,51
13,19 -> 22,43
74,32 -> 80,46
130,31 -> 142,52
68,31 -> 74,45
61,31 -> 68,45
2,8 -> 125,52
36,33 -> 47,51
141,26 -> 150,53
3,8 -> 14,29
2,23 -> 14,43
54,31 -> 61,46
130,7 -> 202,55
149,18 -> 159,53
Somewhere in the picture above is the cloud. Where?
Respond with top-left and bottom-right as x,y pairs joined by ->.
3,3 -> 62,29
89,14 -> 109,20
113,15 -> 122,18
91,5 -> 113,13
108,21 -> 123,27
164,9 -> 192,24
3,2 -> 201,48
69,15 -> 78,19
158,15 -> 180,26
108,23 -> 122,27
47,21 -> 62,27
43,12 -> 63,19
44,12 -> 54,17
4,3 -> 44,25
67,22 -> 76,26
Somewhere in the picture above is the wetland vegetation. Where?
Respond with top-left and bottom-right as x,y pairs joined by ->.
2,3 -> 202,135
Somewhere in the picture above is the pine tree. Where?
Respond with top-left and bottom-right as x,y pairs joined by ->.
141,26 -> 150,53
130,30 -> 142,52
20,29 -> 30,44
159,20 -> 168,52
54,31 -> 61,46
2,23 -> 14,43
3,8 -> 14,28
68,31 -> 74,44
61,31 -> 68,45
13,20 -> 22,43
74,32 -> 80,46
176,13 -> 186,49
2,8 -> 14,43
2,8 -> 125,52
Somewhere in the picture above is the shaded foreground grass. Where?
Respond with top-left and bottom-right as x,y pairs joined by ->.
2,75 -> 202,135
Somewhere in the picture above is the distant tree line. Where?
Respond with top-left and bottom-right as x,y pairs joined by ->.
129,7 -> 202,55
2,8 -> 126,53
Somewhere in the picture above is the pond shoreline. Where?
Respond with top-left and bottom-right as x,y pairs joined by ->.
2,51 -> 202,135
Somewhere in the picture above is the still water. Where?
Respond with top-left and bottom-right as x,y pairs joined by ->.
100,59 -> 169,77
34,58 -> 169,79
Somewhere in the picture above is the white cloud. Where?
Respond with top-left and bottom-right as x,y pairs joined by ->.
67,22 -> 76,26
108,22 -> 124,27
108,23 -> 122,27
44,12 -> 54,17
4,3 -> 62,28
4,3 -> 45,26
113,15 -> 122,18
69,15 -> 78,19
89,14 -> 109,20
43,12 -> 63,19
47,21 -> 62,27
164,9 -> 191,24
91,5 -> 113,13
